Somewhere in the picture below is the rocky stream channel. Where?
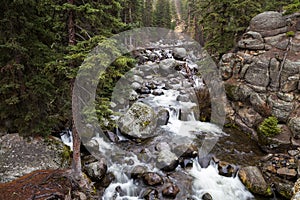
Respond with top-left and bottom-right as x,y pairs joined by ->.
1,11 -> 300,200
64,37 -> 297,199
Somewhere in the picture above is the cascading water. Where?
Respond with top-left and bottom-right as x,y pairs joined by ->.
63,42 -> 262,199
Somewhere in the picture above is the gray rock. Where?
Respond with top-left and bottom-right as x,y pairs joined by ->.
282,60 -> 300,76
132,75 -> 144,84
131,82 -> 142,90
238,166 -> 272,196
250,12 -> 286,31
261,27 -> 288,37
156,148 -> 179,171
84,158 -> 107,181
277,92 -> 294,102
269,58 -> 281,90
173,47 -> 187,60
281,75 -> 299,92
268,96 -> 294,122
245,61 -> 269,87
118,102 -> 158,139
264,33 -> 287,46
238,106 -> 262,128
129,90 -> 139,101
157,108 -> 169,126
238,39 -> 265,50
250,93 -> 267,114
159,58 -> 176,73
275,39 -> 290,50
289,117 -> 300,138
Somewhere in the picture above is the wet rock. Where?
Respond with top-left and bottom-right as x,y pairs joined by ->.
159,59 -> 176,73
157,108 -> 169,126
162,184 -> 180,198
173,144 -> 198,158
84,158 -> 107,182
133,75 -> 144,84
156,149 -> 179,171
198,155 -> 213,168
131,165 -> 147,179
142,172 -> 163,186
129,90 -> 139,101
141,188 -> 159,200
118,102 -> 158,140
173,47 -> 187,60
145,81 -> 157,90
176,94 -> 190,102
277,167 -> 297,180
202,193 -> 213,200
104,130 -> 119,143
152,89 -> 164,96
238,166 -> 272,196
139,86 -> 151,94
131,82 -> 142,90
218,161 -> 238,177
100,172 -> 115,187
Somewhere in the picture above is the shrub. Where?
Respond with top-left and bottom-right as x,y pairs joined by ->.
258,116 -> 281,137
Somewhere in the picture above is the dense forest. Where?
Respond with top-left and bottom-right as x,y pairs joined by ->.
0,0 -> 299,137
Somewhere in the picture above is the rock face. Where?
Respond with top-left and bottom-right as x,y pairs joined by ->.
0,133 -> 69,183
118,102 -> 158,140
221,11 -> 300,148
238,166 -> 272,196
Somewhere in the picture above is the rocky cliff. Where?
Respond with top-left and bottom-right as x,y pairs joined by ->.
220,11 -> 300,148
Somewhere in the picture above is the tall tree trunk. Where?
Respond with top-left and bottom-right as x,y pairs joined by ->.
68,0 -> 82,181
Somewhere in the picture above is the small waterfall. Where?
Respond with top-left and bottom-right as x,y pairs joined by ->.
60,129 -> 73,151
190,160 -> 254,200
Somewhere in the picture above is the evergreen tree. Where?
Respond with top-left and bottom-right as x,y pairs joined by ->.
154,0 -> 172,28
142,0 -> 154,26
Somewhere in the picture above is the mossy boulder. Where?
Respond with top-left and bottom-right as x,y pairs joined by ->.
118,102 -> 158,140
238,166 -> 272,196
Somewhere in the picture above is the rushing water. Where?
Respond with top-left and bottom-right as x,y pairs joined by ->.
62,42 -> 275,199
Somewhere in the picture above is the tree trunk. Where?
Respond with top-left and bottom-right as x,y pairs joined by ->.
67,0 -> 82,181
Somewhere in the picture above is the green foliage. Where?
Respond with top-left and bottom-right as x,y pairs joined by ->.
284,0 -> 300,14
0,0 -> 128,136
153,0 -> 172,28
286,31 -> 295,37
258,116 -> 281,137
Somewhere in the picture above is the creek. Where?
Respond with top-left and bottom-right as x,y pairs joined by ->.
64,36 -> 284,199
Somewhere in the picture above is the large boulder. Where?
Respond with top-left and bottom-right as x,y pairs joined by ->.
159,59 -> 176,73
172,47 -> 187,60
238,166 -> 272,196
250,11 -> 287,37
0,133 -> 69,183
118,102 -> 158,140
